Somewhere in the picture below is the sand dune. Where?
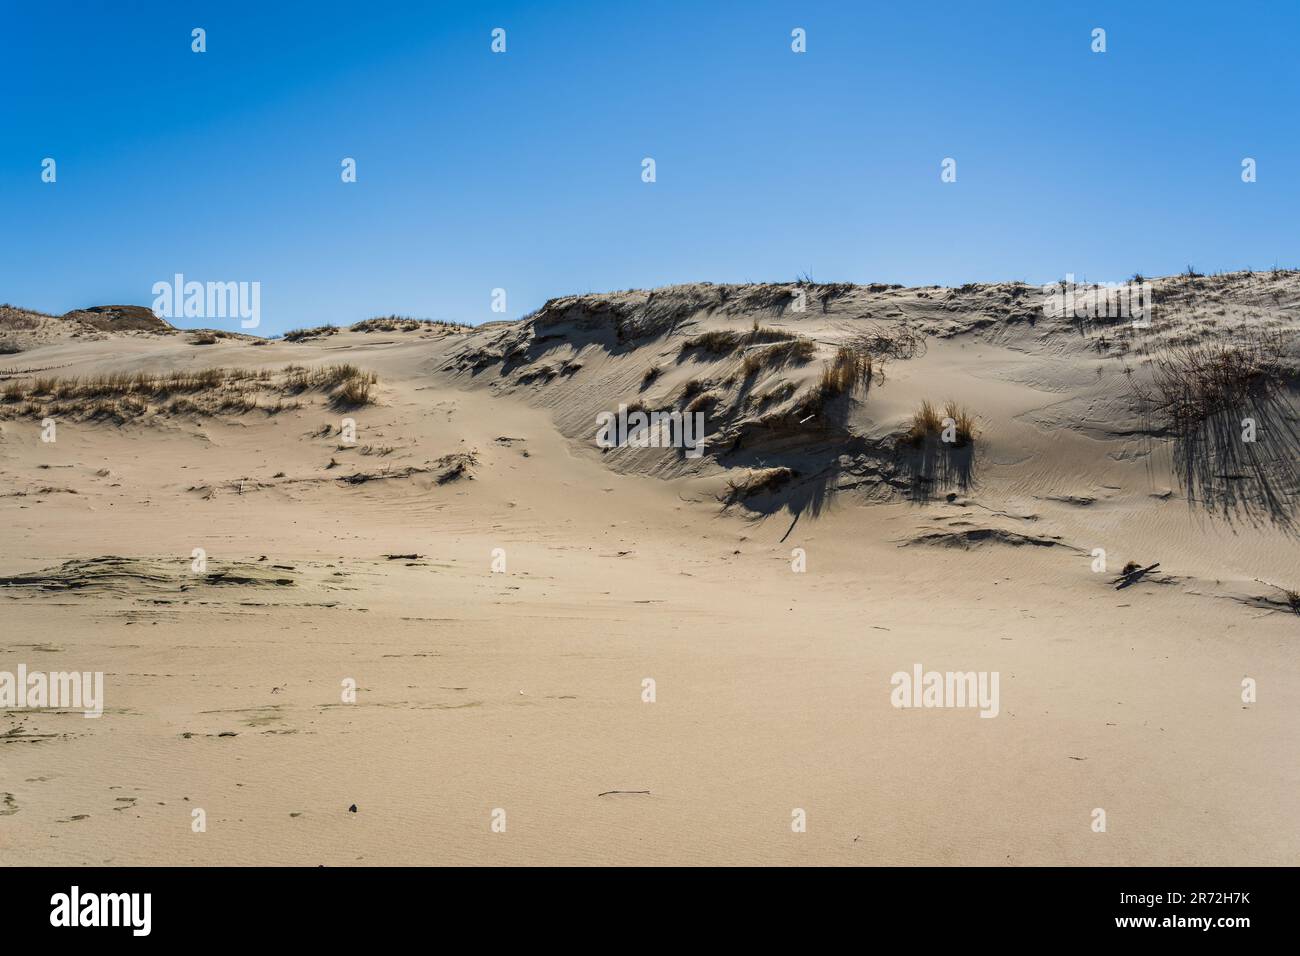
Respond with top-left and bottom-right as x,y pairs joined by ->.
1,272 -> 1296,865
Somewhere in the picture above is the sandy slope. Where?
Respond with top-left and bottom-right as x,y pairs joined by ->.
0,274 -> 1297,865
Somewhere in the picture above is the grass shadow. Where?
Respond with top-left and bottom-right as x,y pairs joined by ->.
1166,390 -> 1300,530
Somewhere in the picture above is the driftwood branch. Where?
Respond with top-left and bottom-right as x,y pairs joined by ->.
1113,562 -> 1160,589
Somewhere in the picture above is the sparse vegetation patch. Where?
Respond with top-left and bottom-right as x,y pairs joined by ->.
0,364 -> 378,421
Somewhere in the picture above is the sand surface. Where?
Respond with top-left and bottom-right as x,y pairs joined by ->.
1,274 -> 1296,865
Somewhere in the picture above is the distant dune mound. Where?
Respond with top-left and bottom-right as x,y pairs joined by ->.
62,305 -> 174,333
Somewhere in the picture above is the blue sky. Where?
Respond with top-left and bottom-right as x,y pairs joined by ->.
2,1 -> 1296,334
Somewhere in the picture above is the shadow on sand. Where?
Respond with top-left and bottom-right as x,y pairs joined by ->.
717,388 -> 980,539
1162,391 -> 1300,531
895,437 -> 977,502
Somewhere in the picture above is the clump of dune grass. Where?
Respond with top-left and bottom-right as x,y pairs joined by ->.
819,346 -> 873,397
750,381 -> 797,408
332,374 -> 375,407
316,363 -> 371,388
351,315 -> 471,333
1129,329 -> 1291,434
908,400 -> 942,441
641,365 -> 662,387
943,400 -> 977,445
681,330 -> 744,354
285,363 -> 376,394
741,337 -> 817,378
725,466 -> 797,502
283,324 -> 338,342
680,320 -> 801,358
902,399 -> 976,447
680,379 -> 708,403
190,332 -> 218,345
746,319 -> 800,344
685,390 -> 719,414
787,346 -> 874,421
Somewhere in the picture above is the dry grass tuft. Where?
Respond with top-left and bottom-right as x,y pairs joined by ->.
903,399 -> 976,447
332,375 -> 375,407
818,346 -> 873,397
681,330 -> 744,354
283,324 -> 338,342
685,390 -> 719,414
943,400 -> 977,445
725,466 -> 797,502
680,379 -> 708,403
681,321 -> 801,358
742,337 -> 817,378
351,315 -> 471,333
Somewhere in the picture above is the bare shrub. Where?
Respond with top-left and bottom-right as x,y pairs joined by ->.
1130,329 -> 1291,433
844,323 -> 926,363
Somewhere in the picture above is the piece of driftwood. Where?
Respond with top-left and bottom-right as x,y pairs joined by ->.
1114,562 -> 1160,589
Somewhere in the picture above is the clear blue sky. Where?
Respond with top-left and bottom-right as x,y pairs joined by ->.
2,1 -> 1296,334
